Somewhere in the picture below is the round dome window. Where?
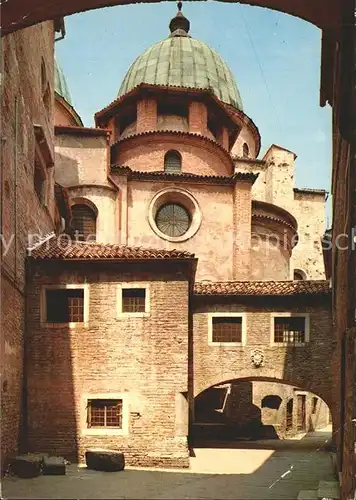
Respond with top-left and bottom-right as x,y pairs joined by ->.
155,203 -> 190,237
148,188 -> 202,243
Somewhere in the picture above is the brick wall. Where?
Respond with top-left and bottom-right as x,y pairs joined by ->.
26,260 -> 191,467
137,98 -> 157,134
115,132 -> 234,177
192,296 -> 333,406
1,22 -> 56,469
188,101 -> 207,136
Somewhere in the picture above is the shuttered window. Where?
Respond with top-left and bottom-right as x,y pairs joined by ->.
71,204 -> 96,241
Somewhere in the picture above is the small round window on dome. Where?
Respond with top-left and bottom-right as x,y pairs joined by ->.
294,269 -> 307,280
155,203 -> 190,237
164,150 -> 182,173
243,143 -> 250,158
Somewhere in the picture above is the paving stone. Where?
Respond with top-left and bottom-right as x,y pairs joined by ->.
317,480 -> 340,499
297,490 -> 318,500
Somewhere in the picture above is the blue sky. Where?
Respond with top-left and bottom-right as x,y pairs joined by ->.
56,1 -> 332,219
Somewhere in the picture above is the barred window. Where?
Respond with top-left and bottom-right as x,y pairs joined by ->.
71,204 -> 96,241
46,288 -> 84,323
274,316 -> 306,344
122,288 -> 146,313
164,150 -> 182,173
87,399 -> 123,428
212,317 -> 242,343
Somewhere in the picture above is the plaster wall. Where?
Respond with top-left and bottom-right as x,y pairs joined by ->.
55,134 -> 109,187
124,179 -> 235,281
231,124 -> 258,159
291,192 -> 326,279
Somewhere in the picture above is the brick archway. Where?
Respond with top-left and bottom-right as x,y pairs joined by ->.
2,0 -> 341,37
195,376 -> 332,408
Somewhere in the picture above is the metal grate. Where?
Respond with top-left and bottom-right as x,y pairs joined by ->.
122,288 -> 146,313
274,317 -> 305,344
155,203 -> 190,237
46,289 -> 84,323
164,150 -> 182,173
87,399 -> 123,428
212,317 -> 242,343
71,204 -> 96,241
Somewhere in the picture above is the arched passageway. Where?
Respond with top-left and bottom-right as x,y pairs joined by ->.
1,0 -> 342,36
192,378 -> 332,446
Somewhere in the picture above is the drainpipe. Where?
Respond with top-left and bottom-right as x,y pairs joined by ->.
108,175 -> 122,244
14,96 -> 18,279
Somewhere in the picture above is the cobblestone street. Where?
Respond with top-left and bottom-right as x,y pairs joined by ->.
2,429 -> 337,499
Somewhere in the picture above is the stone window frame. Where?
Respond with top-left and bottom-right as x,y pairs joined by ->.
116,283 -> 151,319
270,312 -> 310,347
81,392 -> 130,436
208,312 -> 247,347
40,284 -> 89,329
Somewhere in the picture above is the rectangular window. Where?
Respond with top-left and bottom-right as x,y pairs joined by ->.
212,317 -> 242,343
274,316 -> 306,344
87,399 -> 123,428
122,288 -> 146,313
46,288 -> 84,323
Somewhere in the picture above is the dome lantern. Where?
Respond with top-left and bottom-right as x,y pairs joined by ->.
169,2 -> 190,37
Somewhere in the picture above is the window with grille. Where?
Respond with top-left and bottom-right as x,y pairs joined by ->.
71,204 -> 97,241
243,143 -> 250,158
212,317 -> 242,343
87,399 -> 123,428
164,150 -> 182,173
155,203 -> 190,237
122,288 -> 146,313
274,316 -> 306,344
46,288 -> 84,323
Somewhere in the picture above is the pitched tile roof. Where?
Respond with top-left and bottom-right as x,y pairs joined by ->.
111,165 -> 258,184
29,237 -> 194,261
194,280 -> 330,296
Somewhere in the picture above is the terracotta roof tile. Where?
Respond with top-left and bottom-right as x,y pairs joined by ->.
29,237 -> 194,261
111,165 -> 258,184
194,280 -> 330,296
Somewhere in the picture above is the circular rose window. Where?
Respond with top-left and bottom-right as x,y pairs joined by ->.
155,203 -> 191,237
148,188 -> 202,243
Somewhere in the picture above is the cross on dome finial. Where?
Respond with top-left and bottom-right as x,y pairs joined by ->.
169,1 -> 190,36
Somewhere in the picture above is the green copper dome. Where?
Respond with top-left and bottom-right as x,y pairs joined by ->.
117,7 -> 243,111
54,58 -> 72,105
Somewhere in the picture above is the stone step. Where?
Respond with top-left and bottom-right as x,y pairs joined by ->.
317,480 -> 340,499
297,490 -> 319,499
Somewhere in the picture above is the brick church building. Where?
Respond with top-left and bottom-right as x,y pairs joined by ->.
22,6 -> 332,467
